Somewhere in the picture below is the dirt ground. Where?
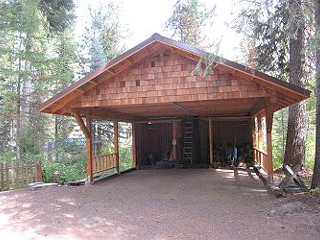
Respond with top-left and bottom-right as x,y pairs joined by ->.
0,168 -> 319,240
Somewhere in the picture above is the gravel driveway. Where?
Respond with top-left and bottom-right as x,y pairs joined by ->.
0,168 -> 319,240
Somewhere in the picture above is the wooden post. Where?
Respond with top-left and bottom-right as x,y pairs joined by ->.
114,121 -> 119,174
73,112 -> 93,183
1,162 -> 4,191
251,117 -> 256,162
21,162 -> 24,186
5,163 -> 9,190
172,122 -> 177,161
132,123 -> 137,168
11,161 -> 14,188
86,117 -> 93,182
266,107 -> 274,182
30,162 -> 33,183
209,118 -> 214,166
252,117 -> 256,148
257,115 -> 263,149
38,161 -> 43,182
16,161 -> 19,188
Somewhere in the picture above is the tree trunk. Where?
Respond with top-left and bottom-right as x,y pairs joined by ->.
284,0 -> 307,168
15,31 -> 23,162
21,35 -> 32,126
54,115 -> 59,162
311,0 -> 320,189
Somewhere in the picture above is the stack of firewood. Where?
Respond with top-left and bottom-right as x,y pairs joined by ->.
213,143 -> 253,168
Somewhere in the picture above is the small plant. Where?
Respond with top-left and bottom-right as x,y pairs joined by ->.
309,187 -> 320,197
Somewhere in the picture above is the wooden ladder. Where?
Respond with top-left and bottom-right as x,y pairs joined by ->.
183,118 -> 193,165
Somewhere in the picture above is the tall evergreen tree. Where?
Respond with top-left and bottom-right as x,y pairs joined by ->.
38,0 -> 75,33
79,2 -> 124,74
235,0 -> 310,168
165,0 -> 215,49
284,0 -> 307,168
0,0 -> 76,160
0,0 -> 49,159
78,1 -> 125,154
312,0 -> 320,189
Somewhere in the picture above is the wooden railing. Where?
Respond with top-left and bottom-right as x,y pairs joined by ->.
93,153 -> 117,174
253,147 -> 268,171
0,160 -> 42,192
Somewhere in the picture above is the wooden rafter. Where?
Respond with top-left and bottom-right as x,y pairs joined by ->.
250,99 -> 267,116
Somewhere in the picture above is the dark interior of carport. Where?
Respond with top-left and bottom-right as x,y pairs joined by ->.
136,117 -> 253,168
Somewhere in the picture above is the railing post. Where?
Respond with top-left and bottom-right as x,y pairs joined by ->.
16,161 -> 19,188
1,162 -> 4,191
6,163 -> 10,190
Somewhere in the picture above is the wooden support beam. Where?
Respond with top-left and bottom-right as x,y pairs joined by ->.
132,123 -> 137,168
106,69 -> 116,75
139,124 -> 143,169
251,117 -> 257,163
73,112 -> 93,182
209,118 -> 214,166
75,88 -> 85,93
114,121 -> 119,174
88,80 -> 98,86
250,99 -> 266,116
86,117 -> 93,183
172,102 -> 195,115
201,115 -> 252,122
171,122 -> 178,161
135,118 -> 181,124
252,117 -> 256,148
266,106 -> 274,182
257,115 -> 263,149
72,107 -> 137,122
73,112 -> 90,139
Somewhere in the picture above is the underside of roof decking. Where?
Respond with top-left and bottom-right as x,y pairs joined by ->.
38,33 -> 310,121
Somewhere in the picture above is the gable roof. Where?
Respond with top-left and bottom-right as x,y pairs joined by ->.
38,33 -> 310,115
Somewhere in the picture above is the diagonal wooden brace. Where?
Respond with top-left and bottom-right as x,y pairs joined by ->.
73,112 -> 90,139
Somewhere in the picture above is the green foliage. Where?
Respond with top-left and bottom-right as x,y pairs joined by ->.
272,109 -> 288,169
236,0 -> 316,170
38,0 -> 75,33
119,145 -> 133,172
0,147 -> 14,163
165,0 -> 215,49
309,187 -> 320,196
42,139 -> 86,183
79,1 -> 124,74
0,0 -> 128,185
42,159 -> 86,183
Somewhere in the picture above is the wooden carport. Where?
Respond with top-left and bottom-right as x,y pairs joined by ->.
38,33 -> 310,183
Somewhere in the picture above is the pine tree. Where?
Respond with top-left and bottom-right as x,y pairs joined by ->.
284,0 -> 307,168
0,0 -> 77,160
311,0 -> 320,189
236,0 -> 311,169
0,0 -> 49,159
165,0 -> 215,49
79,2 -> 124,74
78,1 -> 125,155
